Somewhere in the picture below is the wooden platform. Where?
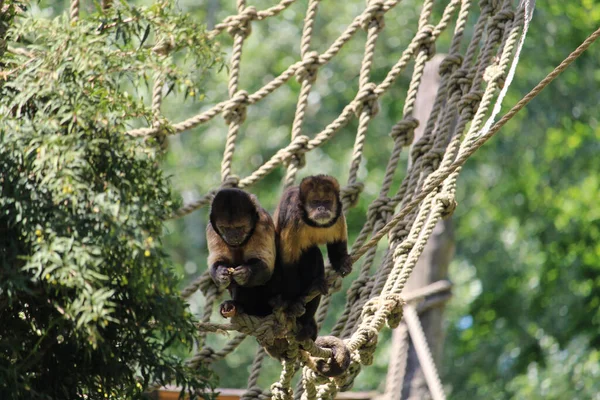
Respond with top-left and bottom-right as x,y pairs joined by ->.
150,387 -> 378,400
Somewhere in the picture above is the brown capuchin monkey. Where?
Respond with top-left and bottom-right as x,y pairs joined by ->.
207,188 -> 276,318
272,174 -> 352,341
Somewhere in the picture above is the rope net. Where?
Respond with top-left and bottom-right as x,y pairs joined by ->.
117,0 -> 533,398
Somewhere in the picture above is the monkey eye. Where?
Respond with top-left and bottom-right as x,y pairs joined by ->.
323,200 -> 332,207
311,200 -> 320,207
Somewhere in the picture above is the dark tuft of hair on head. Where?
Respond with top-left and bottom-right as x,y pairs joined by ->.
210,188 -> 258,225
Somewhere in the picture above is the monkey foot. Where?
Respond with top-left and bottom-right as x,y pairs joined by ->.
220,301 -> 237,318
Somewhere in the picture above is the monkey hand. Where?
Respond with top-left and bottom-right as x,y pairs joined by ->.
232,265 -> 252,286
220,300 -> 237,318
214,265 -> 233,289
336,255 -> 353,277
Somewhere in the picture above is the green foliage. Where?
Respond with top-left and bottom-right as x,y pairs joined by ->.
0,2 -> 221,398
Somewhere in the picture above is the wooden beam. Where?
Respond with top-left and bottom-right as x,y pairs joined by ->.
149,388 -> 379,400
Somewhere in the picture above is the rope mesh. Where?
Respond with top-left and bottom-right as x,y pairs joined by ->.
112,0 -> 592,397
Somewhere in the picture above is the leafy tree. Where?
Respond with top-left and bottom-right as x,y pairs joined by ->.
0,2 -> 221,398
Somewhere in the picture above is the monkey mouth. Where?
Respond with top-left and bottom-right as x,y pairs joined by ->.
223,235 -> 244,246
313,213 -> 333,224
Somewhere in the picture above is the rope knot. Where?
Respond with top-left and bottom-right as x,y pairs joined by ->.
223,90 -> 249,125
422,147 -> 445,170
458,90 -> 483,119
448,67 -> 471,98
370,196 -> 394,221
197,347 -> 216,363
270,382 -> 293,400
284,134 -> 310,168
394,238 -> 416,257
361,0 -> 386,31
483,62 -> 505,87
439,54 -> 463,76
416,24 -> 436,59
221,175 -> 240,188
152,36 -> 176,56
341,182 -> 364,208
353,82 -> 380,117
384,294 -> 405,328
438,192 -> 457,218
241,386 -> 264,400
389,220 -> 409,243
295,51 -> 321,84
491,8 -> 515,31
227,6 -> 258,37
390,117 -> 419,146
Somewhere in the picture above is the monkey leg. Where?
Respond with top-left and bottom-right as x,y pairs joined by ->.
295,295 -> 321,342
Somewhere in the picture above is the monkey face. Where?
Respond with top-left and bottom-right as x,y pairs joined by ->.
299,175 -> 341,226
217,220 -> 252,246
305,195 -> 336,225
210,188 -> 259,247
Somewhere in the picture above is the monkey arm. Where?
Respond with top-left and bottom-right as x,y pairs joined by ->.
327,240 -> 352,276
209,259 -> 233,289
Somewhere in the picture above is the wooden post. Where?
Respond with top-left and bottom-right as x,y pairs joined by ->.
384,54 -> 455,400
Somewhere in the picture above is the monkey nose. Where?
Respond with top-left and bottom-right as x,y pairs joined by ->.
317,206 -> 326,212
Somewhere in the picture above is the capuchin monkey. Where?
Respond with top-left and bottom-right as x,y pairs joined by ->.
272,175 -> 352,341
207,188 -> 276,318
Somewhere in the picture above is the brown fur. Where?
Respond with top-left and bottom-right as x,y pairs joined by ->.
207,189 -> 277,317
207,206 -> 276,272
271,175 -> 351,341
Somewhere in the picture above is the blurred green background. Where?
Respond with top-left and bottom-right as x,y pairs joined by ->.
33,0 -> 600,398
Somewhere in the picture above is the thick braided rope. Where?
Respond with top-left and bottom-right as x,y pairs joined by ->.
220,0 -> 252,182
70,0 -> 79,21
178,0 -> 516,394
403,305 -> 445,400
171,2 -> 599,399
283,0 -> 320,188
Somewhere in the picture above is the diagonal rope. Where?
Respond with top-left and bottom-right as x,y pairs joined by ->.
160,0 -> 600,398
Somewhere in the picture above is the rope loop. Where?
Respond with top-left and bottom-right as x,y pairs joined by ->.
227,6 -> 258,37
341,182 -> 364,208
416,24 -> 436,60
221,175 -> 241,189
295,51 -> 321,84
438,192 -> 458,219
390,117 -> 419,146
458,90 -> 483,119
439,54 -> 463,76
361,0 -> 386,31
223,90 -> 249,125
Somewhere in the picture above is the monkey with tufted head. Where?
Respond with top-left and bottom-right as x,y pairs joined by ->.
272,174 -> 352,341
207,188 -> 276,318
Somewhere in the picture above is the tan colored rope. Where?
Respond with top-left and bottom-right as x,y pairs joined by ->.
283,0 -> 321,187
154,0 -> 600,397
403,305 -> 445,400
70,0 -> 79,21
